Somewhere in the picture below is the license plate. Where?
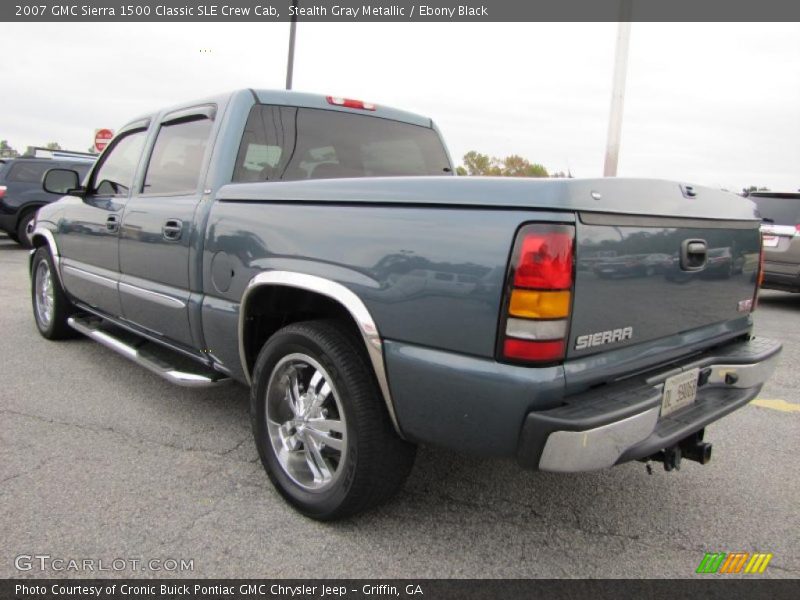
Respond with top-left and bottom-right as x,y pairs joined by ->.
661,368 -> 699,417
762,235 -> 779,247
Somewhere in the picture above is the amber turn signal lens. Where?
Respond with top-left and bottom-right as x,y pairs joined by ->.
508,290 -> 571,319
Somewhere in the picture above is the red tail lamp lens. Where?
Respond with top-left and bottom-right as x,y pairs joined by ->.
513,227 -> 574,290
503,339 -> 565,362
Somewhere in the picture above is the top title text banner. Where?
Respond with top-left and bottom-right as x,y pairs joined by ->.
5,0 -> 800,22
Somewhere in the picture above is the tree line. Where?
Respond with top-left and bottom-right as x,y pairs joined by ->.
456,151 -> 568,178
456,151 -> 776,194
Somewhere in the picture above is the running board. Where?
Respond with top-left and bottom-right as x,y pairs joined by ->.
67,316 -> 230,388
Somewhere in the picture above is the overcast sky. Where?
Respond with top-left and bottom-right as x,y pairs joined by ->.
3,22 -> 798,191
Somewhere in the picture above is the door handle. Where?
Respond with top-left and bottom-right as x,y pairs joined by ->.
162,219 -> 183,241
106,214 -> 120,232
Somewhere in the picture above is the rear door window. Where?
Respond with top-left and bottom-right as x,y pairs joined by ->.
232,104 -> 451,182
6,161 -> 51,183
143,117 -> 213,194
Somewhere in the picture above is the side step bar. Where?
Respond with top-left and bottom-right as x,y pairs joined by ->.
67,316 -> 230,388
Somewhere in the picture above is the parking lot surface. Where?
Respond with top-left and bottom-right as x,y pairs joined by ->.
1,233 -> 798,578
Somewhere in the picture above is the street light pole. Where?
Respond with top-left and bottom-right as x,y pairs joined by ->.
603,0 -> 633,177
286,0 -> 298,90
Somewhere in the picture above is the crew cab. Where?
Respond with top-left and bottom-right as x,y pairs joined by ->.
30,89 -> 781,519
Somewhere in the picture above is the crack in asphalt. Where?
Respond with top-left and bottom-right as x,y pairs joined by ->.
219,436 -> 251,457
0,459 -> 50,488
399,484 -> 733,566
148,506 -> 224,550
0,408 -> 254,464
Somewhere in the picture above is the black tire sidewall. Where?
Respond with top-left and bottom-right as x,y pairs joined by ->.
251,328 -> 361,519
31,246 -> 73,339
17,211 -> 36,249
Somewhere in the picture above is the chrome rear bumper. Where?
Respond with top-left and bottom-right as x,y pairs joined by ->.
518,337 -> 782,472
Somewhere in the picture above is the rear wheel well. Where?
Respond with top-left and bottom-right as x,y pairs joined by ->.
242,286 -> 366,378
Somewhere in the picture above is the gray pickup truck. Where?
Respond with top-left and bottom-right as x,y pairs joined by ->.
31,89 -> 780,520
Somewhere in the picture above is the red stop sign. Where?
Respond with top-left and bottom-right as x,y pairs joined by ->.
94,128 -> 114,152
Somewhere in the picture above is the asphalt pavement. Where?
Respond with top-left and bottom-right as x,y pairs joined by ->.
1,233 -> 798,579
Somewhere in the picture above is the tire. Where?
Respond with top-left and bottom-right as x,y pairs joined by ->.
17,210 -> 37,249
31,246 -> 77,340
251,320 -> 416,520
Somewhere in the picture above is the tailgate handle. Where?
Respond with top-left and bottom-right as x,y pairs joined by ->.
681,239 -> 707,271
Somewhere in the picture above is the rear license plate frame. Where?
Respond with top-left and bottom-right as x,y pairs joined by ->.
660,368 -> 700,417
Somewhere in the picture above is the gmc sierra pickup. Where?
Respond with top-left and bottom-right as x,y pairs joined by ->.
31,89 -> 780,520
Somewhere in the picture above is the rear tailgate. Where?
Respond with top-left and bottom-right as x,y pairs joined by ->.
569,212 -> 761,360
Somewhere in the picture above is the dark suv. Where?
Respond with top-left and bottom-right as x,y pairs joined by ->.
752,191 -> 800,292
0,157 -> 94,247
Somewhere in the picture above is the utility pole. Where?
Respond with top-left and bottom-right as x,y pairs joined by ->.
286,0 -> 298,90
603,0 -> 633,177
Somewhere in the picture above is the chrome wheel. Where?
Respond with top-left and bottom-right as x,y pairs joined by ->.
265,353 -> 347,491
34,261 -> 55,328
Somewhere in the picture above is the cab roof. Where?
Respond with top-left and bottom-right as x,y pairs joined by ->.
121,88 -> 434,132
250,89 -> 433,128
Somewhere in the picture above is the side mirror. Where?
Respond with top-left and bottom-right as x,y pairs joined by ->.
43,168 -> 84,197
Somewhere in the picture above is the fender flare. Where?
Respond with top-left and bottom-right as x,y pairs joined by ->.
238,270 -> 402,436
30,226 -> 64,286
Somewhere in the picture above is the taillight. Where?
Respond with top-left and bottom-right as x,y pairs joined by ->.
795,224 -> 800,236
499,224 -> 575,364
326,96 -> 376,111
0,185 -> 6,200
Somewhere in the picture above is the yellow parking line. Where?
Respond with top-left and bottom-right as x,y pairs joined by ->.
751,399 -> 800,413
